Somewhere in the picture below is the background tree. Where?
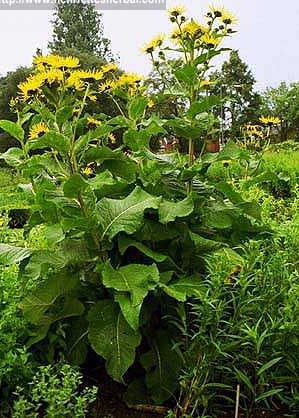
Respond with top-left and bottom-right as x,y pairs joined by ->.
210,50 -> 262,139
260,82 -> 299,141
48,0 -> 114,61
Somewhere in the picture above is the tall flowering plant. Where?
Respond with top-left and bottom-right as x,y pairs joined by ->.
0,5 -> 262,407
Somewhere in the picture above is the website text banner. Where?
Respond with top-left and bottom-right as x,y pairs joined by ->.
0,0 -> 166,10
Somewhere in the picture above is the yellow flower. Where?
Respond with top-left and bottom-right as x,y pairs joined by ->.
168,5 -> 186,18
34,54 -> 80,69
82,166 -> 93,177
0,217 -> 4,227
221,10 -> 238,25
29,122 -> 49,139
181,20 -> 208,38
87,117 -> 101,127
200,80 -> 214,89
170,28 -> 181,42
101,63 -> 118,73
40,69 -> 64,84
114,73 -> 144,89
98,81 -> 113,93
141,34 -> 165,54
201,33 -> 221,47
147,99 -> 155,108
208,4 -> 225,18
108,133 -> 117,143
18,74 -> 45,99
67,70 -> 104,89
87,94 -> 97,102
259,116 -> 281,126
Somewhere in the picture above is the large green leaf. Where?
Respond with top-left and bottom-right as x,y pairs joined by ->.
159,196 -> 194,224
88,300 -> 141,382
187,95 -> 221,118
0,244 -> 31,265
161,274 -> 204,302
96,186 -> 161,241
118,235 -> 168,263
123,129 -> 151,151
28,131 -> 70,155
0,120 -> 24,142
20,273 -> 80,324
140,331 -> 183,404
128,96 -> 148,121
0,147 -> 24,167
102,262 -> 160,330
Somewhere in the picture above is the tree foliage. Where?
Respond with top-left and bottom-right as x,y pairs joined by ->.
261,82 -> 299,141
48,0 -> 113,60
210,50 -> 262,139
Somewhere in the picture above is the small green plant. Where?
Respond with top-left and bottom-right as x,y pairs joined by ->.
12,364 -> 97,418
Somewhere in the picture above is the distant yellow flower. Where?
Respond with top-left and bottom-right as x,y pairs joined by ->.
34,54 -> 80,69
101,63 -> 118,73
87,93 -> 97,102
87,117 -> 101,127
201,33 -> 221,47
108,133 -> 117,143
168,5 -> 186,18
82,166 -> 93,177
221,10 -> 238,25
29,122 -> 49,140
18,74 -> 45,99
0,217 -> 4,227
259,116 -> 281,126
200,80 -> 214,89
147,99 -> 155,108
141,34 -> 165,54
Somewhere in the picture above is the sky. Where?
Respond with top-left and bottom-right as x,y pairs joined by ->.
0,0 -> 299,90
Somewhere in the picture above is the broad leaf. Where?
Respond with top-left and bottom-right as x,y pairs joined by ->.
140,331 -> 183,403
0,244 -> 31,265
0,120 -> 24,142
88,300 -> 141,382
128,96 -> 148,120
96,186 -> 161,241
187,95 -> 221,118
118,235 -> 168,263
161,274 -> 204,302
0,147 -> 24,167
28,131 -> 70,155
102,262 -> 160,330
20,273 -> 80,324
159,196 -> 194,224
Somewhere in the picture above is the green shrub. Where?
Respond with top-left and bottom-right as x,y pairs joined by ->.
12,364 -> 97,418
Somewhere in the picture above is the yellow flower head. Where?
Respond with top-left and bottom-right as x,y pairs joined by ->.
147,99 -> 155,108
201,33 -> 221,47
114,73 -> 144,89
181,20 -> 208,39
208,4 -> 225,18
141,34 -> 165,54
82,166 -> 94,177
221,10 -> 238,25
108,133 -> 117,143
34,54 -> 80,69
98,81 -> 113,93
168,5 -> 186,18
29,122 -> 49,140
259,116 -> 281,126
200,80 -> 214,89
87,93 -> 97,102
87,117 -> 101,127
101,63 -> 118,73
40,69 -> 64,84
18,74 -> 45,99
